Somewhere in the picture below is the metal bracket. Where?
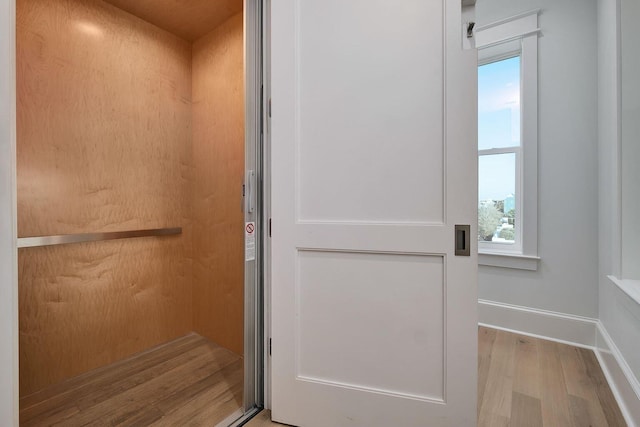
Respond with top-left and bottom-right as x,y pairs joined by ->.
467,22 -> 475,38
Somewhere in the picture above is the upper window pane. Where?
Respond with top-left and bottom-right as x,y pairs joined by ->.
478,56 -> 521,150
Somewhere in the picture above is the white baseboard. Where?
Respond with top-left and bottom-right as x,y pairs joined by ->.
478,299 -> 598,347
477,299 -> 640,427
595,322 -> 640,427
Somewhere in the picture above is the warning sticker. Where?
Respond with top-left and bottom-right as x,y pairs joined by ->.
245,222 -> 256,261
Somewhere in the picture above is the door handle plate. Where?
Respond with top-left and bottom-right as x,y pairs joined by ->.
247,170 -> 255,214
455,225 -> 470,256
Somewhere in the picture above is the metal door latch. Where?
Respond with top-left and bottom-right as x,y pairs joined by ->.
455,225 -> 471,256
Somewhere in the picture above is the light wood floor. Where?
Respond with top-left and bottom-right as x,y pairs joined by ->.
19,333 -> 243,426
246,327 -> 627,427
245,410 -> 281,427
478,327 -> 625,427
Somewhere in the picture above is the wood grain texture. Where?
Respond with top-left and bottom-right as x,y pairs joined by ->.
101,0 -> 242,42
249,328 -> 627,427
17,0 -> 194,396
477,325 -> 496,417
510,392 -> 543,427
245,410 -> 291,427
559,344 -> 609,425
192,13 -> 245,356
17,0 -> 193,238
580,347 -> 628,427
18,0 -> 245,402
513,334 -> 541,399
19,334 -> 243,426
18,238 -> 192,397
478,327 -> 626,427
478,327 -> 516,426
538,339 -> 573,426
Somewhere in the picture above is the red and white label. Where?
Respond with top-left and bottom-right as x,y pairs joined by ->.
245,222 -> 256,261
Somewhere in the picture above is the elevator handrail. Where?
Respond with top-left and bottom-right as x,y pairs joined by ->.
16,227 -> 182,248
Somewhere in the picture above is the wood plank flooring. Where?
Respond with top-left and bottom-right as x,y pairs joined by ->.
245,410 -> 281,427
19,333 -> 243,427
20,327 -> 625,426
246,327 -> 627,427
478,327 -> 626,427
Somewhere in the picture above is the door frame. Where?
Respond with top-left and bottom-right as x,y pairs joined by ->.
260,0 -> 272,411
0,0 -> 19,424
0,0 -> 267,424
242,0 -> 266,418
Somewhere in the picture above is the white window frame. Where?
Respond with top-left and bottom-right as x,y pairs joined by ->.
478,53 -> 522,254
475,10 -> 540,270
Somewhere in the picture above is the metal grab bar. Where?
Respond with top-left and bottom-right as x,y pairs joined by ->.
17,227 -> 182,249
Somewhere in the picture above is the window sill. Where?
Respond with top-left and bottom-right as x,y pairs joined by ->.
479,251 -> 540,271
608,275 -> 640,306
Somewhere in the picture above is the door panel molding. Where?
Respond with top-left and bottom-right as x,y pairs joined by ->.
269,0 -> 478,425
292,0 -> 447,226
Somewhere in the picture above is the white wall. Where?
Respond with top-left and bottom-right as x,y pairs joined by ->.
476,0 -> 600,318
598,0 -> 640,411
0,0 -> 18,424
620,0 -> 640,280
616,0 -> 640,380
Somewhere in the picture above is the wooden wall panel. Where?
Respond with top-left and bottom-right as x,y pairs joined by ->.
17,0 -> 193,237
17,0 -> 194,396
19,238 -> 192,397
192,14 -> 245,356
101,0 -> 243,42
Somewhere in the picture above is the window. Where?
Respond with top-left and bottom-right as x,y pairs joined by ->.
478,56 -> 521,251
474,10 -> 539,270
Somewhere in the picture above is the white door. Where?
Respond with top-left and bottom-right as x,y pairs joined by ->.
269,0 -> 478,426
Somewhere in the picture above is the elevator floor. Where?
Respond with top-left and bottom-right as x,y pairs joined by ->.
19,333 -> 243,426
